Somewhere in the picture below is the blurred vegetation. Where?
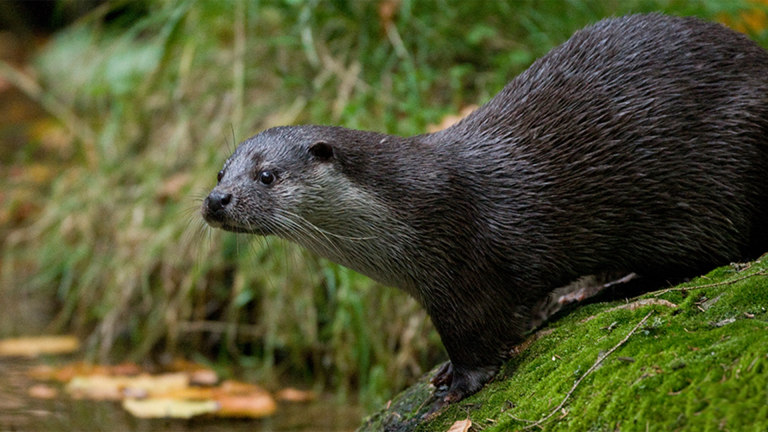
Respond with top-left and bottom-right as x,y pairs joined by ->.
1,0 -> 767,411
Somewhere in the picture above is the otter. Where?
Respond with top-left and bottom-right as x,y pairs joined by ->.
202,14 -> 768,412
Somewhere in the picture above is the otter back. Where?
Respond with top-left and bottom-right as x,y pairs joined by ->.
203,13 -> 768,413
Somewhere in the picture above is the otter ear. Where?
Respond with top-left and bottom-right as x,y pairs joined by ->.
309,141 -> 334,161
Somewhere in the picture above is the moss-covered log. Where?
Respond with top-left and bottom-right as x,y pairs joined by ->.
361,257 -> 768,431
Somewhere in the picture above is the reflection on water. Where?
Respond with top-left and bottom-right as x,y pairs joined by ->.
0,358 -> 364,432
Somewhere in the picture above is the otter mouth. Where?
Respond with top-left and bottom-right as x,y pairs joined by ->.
201,196 -> 270,236
206,219 -> 270,236
220,224 -> 268,235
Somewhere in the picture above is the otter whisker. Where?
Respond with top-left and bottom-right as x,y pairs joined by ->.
279,209 -> 380,242
272,211 -> 343,257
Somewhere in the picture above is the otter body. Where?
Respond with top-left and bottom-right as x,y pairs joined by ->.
203,14 -> 768,409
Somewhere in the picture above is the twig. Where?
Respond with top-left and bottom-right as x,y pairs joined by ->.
653,270 -> 767,297
519,311 -> 654,430
506,413 -> 535,424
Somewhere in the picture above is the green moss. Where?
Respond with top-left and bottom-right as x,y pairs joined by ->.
360,258 -> 768,431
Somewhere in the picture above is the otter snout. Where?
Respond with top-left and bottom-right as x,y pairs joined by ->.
206,191 -> 232,213
202,190 -> 233,227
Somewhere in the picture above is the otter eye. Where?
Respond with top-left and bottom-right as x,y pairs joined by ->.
259,170 -> 275,185
217,170 -> 224,182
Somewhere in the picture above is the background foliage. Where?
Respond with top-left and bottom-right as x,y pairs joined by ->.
1,0 -> 766,409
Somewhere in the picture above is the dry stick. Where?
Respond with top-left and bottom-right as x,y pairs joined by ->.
653,270 -> 767,297
506,414 -> 536,424
518,311 -> 654,430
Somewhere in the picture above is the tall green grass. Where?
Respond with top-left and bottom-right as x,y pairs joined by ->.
1,0 -> 765,408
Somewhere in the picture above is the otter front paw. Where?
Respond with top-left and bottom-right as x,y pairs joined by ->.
430,361 -> 454,389
426,363 -> 498,417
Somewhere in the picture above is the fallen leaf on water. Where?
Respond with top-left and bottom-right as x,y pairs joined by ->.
157,385 -> 217,400
110,362 -> 143,376
166,359 -> 218,385
276,387 -> 316,402
27,358 -> 275,419
123,398 -> 218,419
210,380 -> 277,417
0,336 -> 80,357
157,380 -> 276,416
118,380 -> 276,418
28,384 -> 58,399
216,392 -> 277,418
190,369 -> 218,386
66,373 -> 189,401
446,418 -> 472,432
66,376 -> 122,400
219,380 -> 264,394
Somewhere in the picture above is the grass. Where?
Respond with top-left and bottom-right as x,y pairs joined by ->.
1,0 -> 767,411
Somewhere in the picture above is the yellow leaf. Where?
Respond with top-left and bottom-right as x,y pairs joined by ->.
189,369 -> 218,386
123,398 -> 219,419
165,359 -> 218,385
276,387 -> 316,402
0,335 -> 80,357
215,393 -> 277,418
162,379 -> 277,418
66,373 -> 189,400
66,376 -> 124,400
28,384 -> 58,399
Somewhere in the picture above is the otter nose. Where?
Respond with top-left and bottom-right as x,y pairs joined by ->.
206,191 -> 232,213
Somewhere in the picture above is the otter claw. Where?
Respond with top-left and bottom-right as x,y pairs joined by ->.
430,362 -> 454,389
424,362 -> 499,418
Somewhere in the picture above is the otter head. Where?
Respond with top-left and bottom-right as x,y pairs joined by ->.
201,125 -> 342,239
201,125 -> 422,287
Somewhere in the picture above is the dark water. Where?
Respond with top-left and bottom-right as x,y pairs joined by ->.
0,358 -> 364,432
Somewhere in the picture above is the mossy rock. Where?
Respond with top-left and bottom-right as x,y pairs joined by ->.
360,257 -> 768,431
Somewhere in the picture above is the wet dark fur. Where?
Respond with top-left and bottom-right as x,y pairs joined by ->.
203,14 -> 768,411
